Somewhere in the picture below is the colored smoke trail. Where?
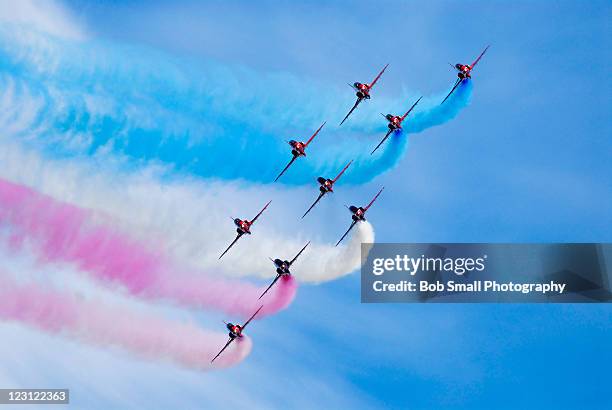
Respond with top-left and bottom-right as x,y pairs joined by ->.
0,23 -> 472,185
0,143 -> 372,283
0,275 -> 250,369
158,275 -> 298,317
0,177 -> 295,317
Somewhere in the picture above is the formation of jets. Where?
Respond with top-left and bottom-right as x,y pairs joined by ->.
212,46 -> 489,363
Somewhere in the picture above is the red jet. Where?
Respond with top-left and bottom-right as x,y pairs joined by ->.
219,200 -> 272,259
211,306 -> 263,363
302,160 -> 353,218
259,241 -> 310,299
441,45 -> 490,104
336,187 -> 384,246
274,122 -> 326,182
371,96 -> 423,155
340,64 -> 389,126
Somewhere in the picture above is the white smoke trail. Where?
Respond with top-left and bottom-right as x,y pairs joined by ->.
0,141 -> 372,283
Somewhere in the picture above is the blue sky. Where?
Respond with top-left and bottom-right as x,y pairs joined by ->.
65,0 -> 611,241
1,1 -> 611,409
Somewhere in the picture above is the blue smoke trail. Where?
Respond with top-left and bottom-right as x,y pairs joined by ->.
0,24 -> 472,186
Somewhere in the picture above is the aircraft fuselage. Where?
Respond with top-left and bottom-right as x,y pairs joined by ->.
273,259 -> 291,275
350,206 -> 367,222
354,82 -> 371,99
289,140 -> 306,156
227,323 -> 243,339
385,114 -> 402,130
234,219 -> 252,234
456,64 -> 472,79
318,178 -> 334,193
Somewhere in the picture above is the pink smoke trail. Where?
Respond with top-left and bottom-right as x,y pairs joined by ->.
0,276 -> 251,369
0,178 -> 296,318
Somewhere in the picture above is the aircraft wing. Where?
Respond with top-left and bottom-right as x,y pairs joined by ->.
289,241 -> 310,266
401,96 -> 423,121
274,155 -> 298,182
251,200 -> 272,224
219,233 -> 243,259
441,78 -> 462,105
340,98 -> 362,125
302,191 -> 326,219
335,221 -> 357,247
241,305 -> 263,330
333,160 -> 353,183
305,122 -> 326,147
369,63 -> 389,89
371,129 -> 393,155
364,187 -> 385,211
259,274 -> 281,299
211,338 -> 234,363
470,45 -> 490,69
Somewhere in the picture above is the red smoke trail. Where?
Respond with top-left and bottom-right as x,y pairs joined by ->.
0,178 -> 296,318
0,276 -> 251,369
